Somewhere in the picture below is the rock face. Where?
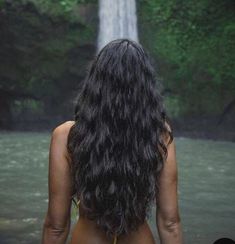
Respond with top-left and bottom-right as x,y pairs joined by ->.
97,0 -> 139,51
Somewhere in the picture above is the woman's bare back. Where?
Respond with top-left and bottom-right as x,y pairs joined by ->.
42,120 -> 182,244
70,204 -> 156,244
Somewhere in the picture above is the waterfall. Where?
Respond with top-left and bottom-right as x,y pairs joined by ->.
97,0 -> 139,52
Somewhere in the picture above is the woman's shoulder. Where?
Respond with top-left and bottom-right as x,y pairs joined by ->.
51,121 -> 75,159
51,120 -> 75,145
52,120 -> 75,137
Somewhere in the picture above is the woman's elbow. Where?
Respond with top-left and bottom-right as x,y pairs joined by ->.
157,211 -> 182,233
163,217 -> 181,233
43,222 -> 68,236
42,216 -> 70,243
157,214 -> 183,244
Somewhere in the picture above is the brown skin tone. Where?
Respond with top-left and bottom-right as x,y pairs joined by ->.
156,124 -> 183,244
41,121 -> 183,244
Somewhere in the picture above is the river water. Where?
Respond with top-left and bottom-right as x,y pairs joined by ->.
0,132 -> 234,243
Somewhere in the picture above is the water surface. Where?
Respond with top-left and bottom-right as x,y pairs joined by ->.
0,132 -> 234,243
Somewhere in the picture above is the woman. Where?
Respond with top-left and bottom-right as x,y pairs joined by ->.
41,38 -> 183,244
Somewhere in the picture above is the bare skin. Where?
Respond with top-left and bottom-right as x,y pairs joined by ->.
41,120 -> 183,244
70,215 -> 155,244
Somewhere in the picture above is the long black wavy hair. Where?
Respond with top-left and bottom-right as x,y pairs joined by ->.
67,38 -> 173,238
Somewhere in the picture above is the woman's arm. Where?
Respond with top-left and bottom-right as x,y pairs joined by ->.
156,127 -> 183,244
42,121 -> 74,244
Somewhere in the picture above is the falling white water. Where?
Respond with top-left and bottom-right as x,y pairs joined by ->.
97,0 -> 139,52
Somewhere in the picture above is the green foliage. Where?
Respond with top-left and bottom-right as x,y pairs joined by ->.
12,99 -> 44,117
138,0 -> 235,117
1,0 -> 234,125
0,0 -> 97,123
5,0 -> 98,22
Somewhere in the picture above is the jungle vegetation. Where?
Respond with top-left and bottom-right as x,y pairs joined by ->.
0,0 -> 234,131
